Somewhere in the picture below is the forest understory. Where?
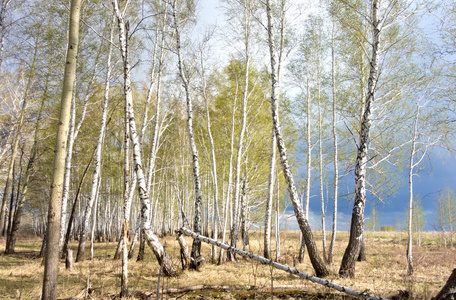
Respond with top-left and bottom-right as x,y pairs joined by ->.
0,230 -> 454,300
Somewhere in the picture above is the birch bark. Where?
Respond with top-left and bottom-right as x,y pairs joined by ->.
59,51 -> 100,249
201,56 -> 219,263
229,1 -> 250,261
171,0 -> 204,262
75,20 -> 113,262
218,84 -> 238,264
266,0 -> 329,277
339,0 -> 380,277
328,20 -> 338,264
112,0 -> 177,277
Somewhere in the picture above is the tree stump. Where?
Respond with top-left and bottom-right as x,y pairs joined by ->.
433,269 -> 456,300
66,249 -> 73,271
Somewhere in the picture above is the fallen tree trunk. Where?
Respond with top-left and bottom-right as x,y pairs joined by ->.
179,227 -> 389,300
433,269 -> 456,300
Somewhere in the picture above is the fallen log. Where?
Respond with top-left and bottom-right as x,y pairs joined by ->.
178,227 -> 389,300
432,269 -> 456,300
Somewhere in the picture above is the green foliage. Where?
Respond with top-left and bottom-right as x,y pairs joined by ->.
380,225 -> 396,232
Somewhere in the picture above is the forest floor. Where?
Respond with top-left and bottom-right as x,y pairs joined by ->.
0,231 -> 454,299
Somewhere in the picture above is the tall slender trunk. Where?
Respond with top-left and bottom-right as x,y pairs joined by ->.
317,67 -> 327,263
0,45 -> 37,236
328,21 -> 338,264
62,148 -> 95,259
230,2 -> 251,261
172,0 -> 203,262
75,21 -> 113,262
59,49 -> 100,249
42,0 -> 82,298
136,2 -> 169,261
407,104 -> 420,276
112,0 -> 177,277
218,85 -> 238,264
266,0 -> 328,277
202,73 -> 219,263
264,128 -> 276,259
5,82 -> 46,254
299,78 -> 311,263
275,167 -> 280,260
339,0 -> 380,278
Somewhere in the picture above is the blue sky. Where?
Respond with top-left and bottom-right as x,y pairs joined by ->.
196,0 -> 454,232
280,151 -> 456,232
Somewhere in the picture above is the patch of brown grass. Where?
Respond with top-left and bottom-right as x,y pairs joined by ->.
0,231 -> 454,299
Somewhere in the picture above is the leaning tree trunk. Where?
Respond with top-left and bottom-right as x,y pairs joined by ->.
433,269 -> 456,300
266,0 -> 329,278
180,227 -> 387,300
42,0 -> 82,298
112,0 -> 177,277
172,0 -> 204,263
339,0 -> 380,278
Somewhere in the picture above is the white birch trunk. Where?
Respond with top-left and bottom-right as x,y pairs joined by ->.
230,2 -> 251,261
264,128 -> 276,259
328,20 -> 338,264
266,0 -> 329,277
218,86 -> 238,264
275,167 -> 280,260
75,27 -> 112,262
112,0 -> 177,277
180,227 -> 388,300
60,56 -> 99,249
339,0 -> 380,277
317,68 -> 327,263
171,0 -> 203,261
406,105 -> 420,276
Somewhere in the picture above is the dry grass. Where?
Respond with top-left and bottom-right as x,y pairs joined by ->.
0,231 -> 453,299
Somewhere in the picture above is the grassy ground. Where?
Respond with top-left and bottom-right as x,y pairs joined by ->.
0,231 -> 454,299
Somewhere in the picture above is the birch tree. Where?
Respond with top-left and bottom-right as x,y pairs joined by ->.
0,32 -> 40,235
42,0 -> 82,297
112,0 -> 177,277
406,93 -> 441,274
266,0 -> 329,277
75,19 -> 113,262
328,19 -> 339,264
5,48 -> 45,253
170,0 -> 205,263
338,0 -> 380,277
197,38 -> 220,263
223,0 -> 253,262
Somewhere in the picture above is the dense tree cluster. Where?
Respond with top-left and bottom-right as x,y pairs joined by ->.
0,0 -> 455,298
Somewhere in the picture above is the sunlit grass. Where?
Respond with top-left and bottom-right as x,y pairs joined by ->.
0,230 -> 454,299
